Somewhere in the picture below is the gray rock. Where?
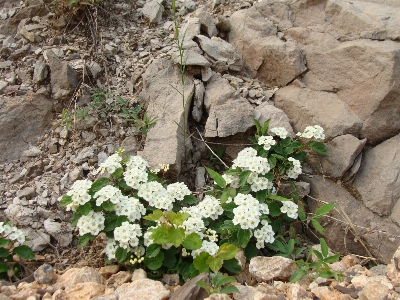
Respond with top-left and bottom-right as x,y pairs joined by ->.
195,167 -> 206,189
195,35 -> 243,72
21,228 -> 50,252
0,80 -> 8,93
307,135 -> 367,178
73,147 -> 94,164
34,264 -> 56,285
120,136 -> 139,156
254,103 -> 295,138
5,204 -> 35,226
192,79 -> 204,122
142,0 -> 163,24
0,60 -> 12,69
353,134 -> 400,217
195,7 -> 218,37
274,85 -> 363,139
44,219 -> 73,247
249,256 -> 298,282
33,60 -> 49,83
302,39 -> 400,145
0,94 -> 53,163
170,273 -> 210,300
172,49 -> 211,68
255,0 -> 293,31
279,181 -> 310,199
203,73 -> 254,138
115,278 -> 170,300
303,175 -> 400,264
17,186 -> 36,199
87,61 -> 102,78
19,28 -> 36,42
140,58 -> 194,178
45,49 -> 78,100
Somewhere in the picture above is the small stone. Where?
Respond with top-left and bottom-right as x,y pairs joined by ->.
87,61 -> 102,78
33,60 -> 49,83
0,61 -> 12,69
131,268 -> 147,281
17,186 -> 36,199
34,264 -> 56,285
0,80 -> 8,93
99,265 -> 119,276
358,281 -> 389,300
248,89 -> 257,98
249,256 -> 298,282
162,273 -> 180,286
195,167 -> 206,188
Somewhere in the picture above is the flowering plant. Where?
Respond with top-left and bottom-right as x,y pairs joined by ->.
0,222 -> 35,280
60,119 -> 330,280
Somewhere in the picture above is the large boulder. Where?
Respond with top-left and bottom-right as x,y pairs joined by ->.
0,94 -> 53,163
228,7 -> 306,86
353,134 -> 400,218
203,73 -> 255,138
139,58 -> 194,178
302,39 -> 400,145
274,85 -> 362,139
303,175 -> 400,264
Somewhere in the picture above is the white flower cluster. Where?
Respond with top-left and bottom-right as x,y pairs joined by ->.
77,211 -> 105,236
191,240 -> 219,258
66,179 -> 92,211
254,220 -> 275,249
204,228 -> 218,242
124,168 -> 148,190
126,155 -> 149,170
114,221 -> 142,249
286,157 -> 302,179
94,185 -> 122,206
97,154 -> 122,174
232,148 -> 271,175
114,196 -> 146,222
0,223 -> 25,243
270,127 -> 288,139
138,182 -> 174,210
196,195 -> 223,220
280,201 -> 298,219
167,182 -> 191,200
297,125 -> 325,140
232,193 -> 261,229
258,135 -> 276,150
182,214 -> 205,237
222,174 -> 240,188
249,175 -> 273,192
105,238 -> 118,259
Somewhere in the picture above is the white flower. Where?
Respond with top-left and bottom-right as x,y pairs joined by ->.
297,125 -> 325,140
258,135 -> 277,151
254,223 -> 275,248
191,240 -> 219,258
93,185 -> 123,206
196,196 -> 223,220
125,155 -> 149,171
65,179 -> 93,211
97,154 -> 122,174
77,211 -> 105,236
124,168 -> 148,189
280,201 -> 298,219
114,221 -> 142,249
270,127 -> 288,139
167,182 -> 191,200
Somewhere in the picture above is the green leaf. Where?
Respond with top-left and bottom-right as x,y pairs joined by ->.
315,203 -> 336,217
206,167 -> 226,188
324,253 -> 341,263
237,229 -> 251,248
290,269 -> 305,282
146,244 -> 161,258
222,258 -> 242,274
320,238 -> 329,257
150,225 -> 170,245
267,195 -> 291,202
116,216 -> 130,227
144,210 -> 164,221
298,204 -> 307,221
268,202 -> 281,217
78,233 -> 95,247
189,263 -> 200,278
163,247 -> 177,268
220,285 -> 240,294
112,168 -> 124,179
167,226 -> 185,248
115,247 -> 128,263
261,119 -> 271,136
143,251 -> 164,270
13,245 -> 35,260
196,280 -> 211,295
239,170 -> 251,187
0,262 -> 8,273
244,242 -> 258,260
193,252 -> 210,273
71,212 -> 82,227
101,201 -> 114,211
207,256 -> 223,273
0,238 -> 12,248
292,151 -> 307,162
308,141 -> 327,155
313,249 -> 324,261
212,272 -> 223,287
59,195 -> 73,207
182,194 -> 197,205
220,189 -> 230,204
311,218 -> 325,235
0,248 -> 10,258
217,243 -> 238,260
89,177 -> 110,194
180,262 -> 192,280
182,233 -> 202,250
77,202 -> 92,216
166,211 -> 189,226
253,118 -> 262,135
225,168 -> 242,175
287,239 -> 295,255
268,156 -> 277,169
255,190 -> 267,203
104,213 -> 117,232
